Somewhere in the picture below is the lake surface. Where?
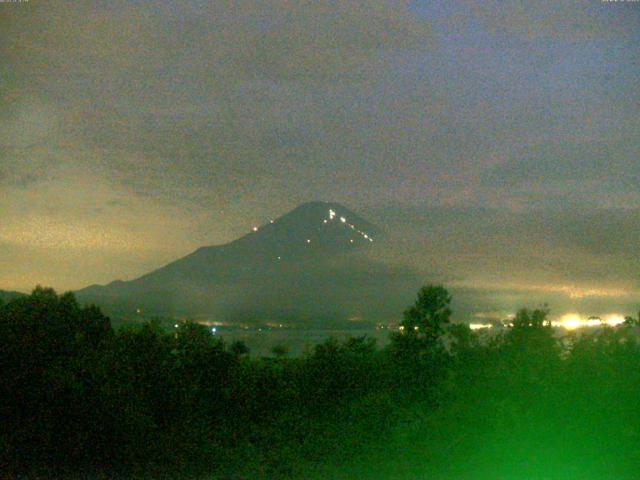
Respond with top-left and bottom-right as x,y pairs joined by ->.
213,327 -> 392,356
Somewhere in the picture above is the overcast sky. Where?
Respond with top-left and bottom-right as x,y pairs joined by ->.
1,0 -> 639,318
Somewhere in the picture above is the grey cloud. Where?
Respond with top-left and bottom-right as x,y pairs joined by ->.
1,0 -> 437,207
0,147 -> 54,189
369,203 -> 640,290
468,0 -> 639,41
1,0 -> 638,305
517,208 -> 640,259
481,141 -> 640,190
3,1 -> 432,93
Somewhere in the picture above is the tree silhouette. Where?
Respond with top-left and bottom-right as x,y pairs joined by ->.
389,285 -> 452,393
6,283 -> 640,479
230,339 -> 250,357
271,343 -> 289,358
390,285 -> 452,354
624,309 -> 640,326
506,306 -> 556,352
401,285 -> 452,340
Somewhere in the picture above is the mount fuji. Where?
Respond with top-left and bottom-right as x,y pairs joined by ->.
76,202 -> 420,326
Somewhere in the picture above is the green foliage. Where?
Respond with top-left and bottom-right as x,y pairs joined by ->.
230,339 -> 250,357
401,285 -> 452,338
505,307 -> 560,369
0,289 -> 398,478
624,309 -> 640,326
307,317 -> 640,480
271,343 -> 289,358
4,285 -> 640,479
0,287 -> 114,475
389,285 -> 452,356
387,285 -> 452,395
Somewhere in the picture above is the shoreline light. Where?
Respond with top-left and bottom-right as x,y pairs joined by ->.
470,323 -> 493,330
466,313 -> 628,332
550,313 -> 627,330
604,314 -> 625,327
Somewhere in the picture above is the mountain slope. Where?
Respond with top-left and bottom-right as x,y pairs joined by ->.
0,289 -> 27,304
76,202 -> 419,325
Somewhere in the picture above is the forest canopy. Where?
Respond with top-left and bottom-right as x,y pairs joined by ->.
2,286 -> 640,479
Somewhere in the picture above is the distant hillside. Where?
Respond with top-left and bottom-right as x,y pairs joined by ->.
76,201 -> 421,326
0,290 -> 26,304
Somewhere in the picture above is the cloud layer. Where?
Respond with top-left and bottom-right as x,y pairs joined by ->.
1,0 -> 638,318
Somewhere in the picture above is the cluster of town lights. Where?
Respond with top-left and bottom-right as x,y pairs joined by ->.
552,313 -> 626,330
468,313 -> 627,331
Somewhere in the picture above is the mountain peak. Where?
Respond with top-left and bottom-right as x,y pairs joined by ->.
234,201 -> 379,254
75,201 -> 406,325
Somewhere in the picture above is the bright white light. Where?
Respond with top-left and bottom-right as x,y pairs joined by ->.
363,234 -> 368,239
306,239 -> 311,243
470,323 -> 493,330
350,239 -> 354,243
604,314 -> 625,327
340,216 -> 346,223
329,209 -> 336,219
252,226 -> 258,232
543,313 -> 629,330
277,256 -> 281,260
585,317 -> 602,328
323,219 -> 328,224
174,324 -> 179,328
211,327 -> 217,333
557,314 -> 583,330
